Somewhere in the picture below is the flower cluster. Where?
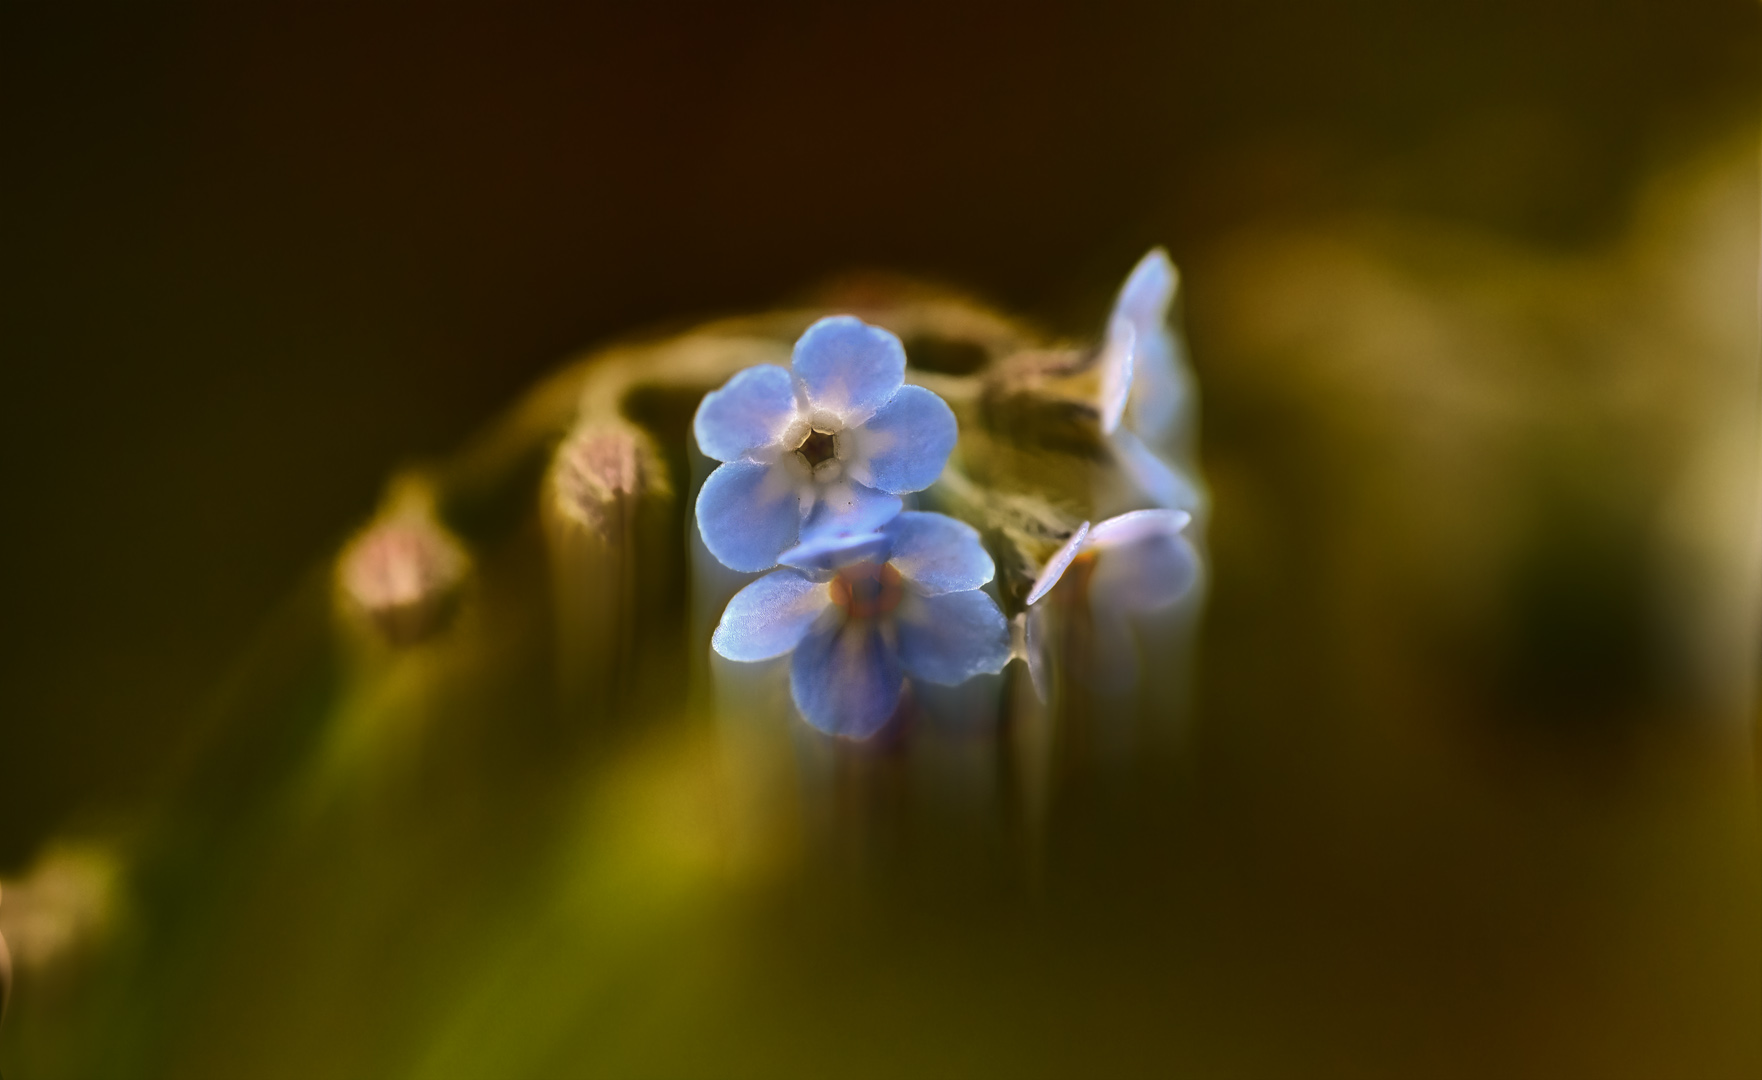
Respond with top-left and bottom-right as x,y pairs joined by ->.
1023,251 -> 1205,694
695,250 -> 1205,734
697,316 -> 1007,736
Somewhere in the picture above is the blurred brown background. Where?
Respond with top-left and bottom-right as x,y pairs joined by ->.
2,1 -> 1758,871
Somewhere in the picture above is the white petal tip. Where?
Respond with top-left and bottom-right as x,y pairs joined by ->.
1025,521 -> 1092,606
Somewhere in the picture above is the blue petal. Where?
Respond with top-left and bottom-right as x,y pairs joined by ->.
894,589 -> 1010,686
882,511 -> 993,595
791,316 -> 906,422
1089,510 -> 1198,613
693,364 -> 798,462
1025,521 -> 1091,606
790,616 -> 904,738
778,530 -> 893,573
853,384 -> 957,493
695,461 -> 802,573
798,481 -> 902,545
711,569 -> 832,661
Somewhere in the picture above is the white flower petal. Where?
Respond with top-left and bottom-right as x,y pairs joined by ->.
1025,521 -> 1092,607
1098,316 -> 1134,435
1089,510 -> 1198,613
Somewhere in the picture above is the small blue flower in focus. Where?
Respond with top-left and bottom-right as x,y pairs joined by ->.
1023,509 -> 1199,698
712,511 -> 1010,737
693,316 -> 959,573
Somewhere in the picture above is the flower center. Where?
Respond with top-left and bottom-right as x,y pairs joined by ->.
796,427 -> 839,469
829,561 -> 904,619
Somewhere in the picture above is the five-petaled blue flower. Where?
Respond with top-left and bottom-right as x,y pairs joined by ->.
1023,509 -> 1199,698
712,512 -> 1011,738
694,316 -> 959,573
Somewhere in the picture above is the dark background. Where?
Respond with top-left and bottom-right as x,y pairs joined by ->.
3,1 -> 1757,868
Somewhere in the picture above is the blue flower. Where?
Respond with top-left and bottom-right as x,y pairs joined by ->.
693,316 -> 959,572
1096,250 -> 1203,512
711,511 -> 1010,738
1023,509 -> 1199,698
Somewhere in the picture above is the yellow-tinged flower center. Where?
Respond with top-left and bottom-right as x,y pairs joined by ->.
829,561 -> 904,619
796,428 -> 839,469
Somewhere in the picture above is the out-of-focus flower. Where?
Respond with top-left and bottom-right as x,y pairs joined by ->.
694,316 -> 958,573
338,493 -> 469,646
1107,248 -> 1188,446
0,845 -> 120,993
0,884 -> 10,1026
712,511 -> 1010,737
1023,509 -> 1199,698
554,423 -> 671,535
1096,250 -> 1204,512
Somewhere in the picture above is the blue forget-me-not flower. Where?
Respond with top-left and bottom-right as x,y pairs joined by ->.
712,511 -> 1010,738
1022,509 -> 1199,698
694,316 -> 959,573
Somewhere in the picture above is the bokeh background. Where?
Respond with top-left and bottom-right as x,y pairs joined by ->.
4,3 -> 1762,1076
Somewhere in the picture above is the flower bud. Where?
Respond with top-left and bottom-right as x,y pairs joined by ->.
337,482 -> 469,646
545,422 -> 676,719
